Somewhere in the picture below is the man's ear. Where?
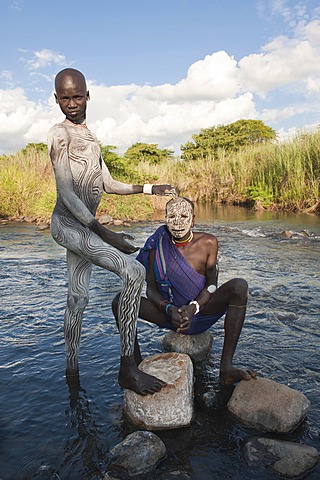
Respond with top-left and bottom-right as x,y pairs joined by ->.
86,90 -> 90,101
54,93 -> 58,104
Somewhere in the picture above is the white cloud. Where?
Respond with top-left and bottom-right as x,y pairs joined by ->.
11,0 -> 23,12
85,59 -> 255,154
0,70 -> 14,88
2,17 -> 320,156
0,70 -> 13,81
0,88 -> 59,152
297,18 -> 320,42
240,6 -> 320,96
277,123 -> 319,142
260,105 -> 302,125
137,52 -> 241,102
26,49 -> 68,70
239,35 -> 320,95
267,0 -> 316,28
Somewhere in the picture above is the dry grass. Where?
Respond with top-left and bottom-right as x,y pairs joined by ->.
1,130 -> 319,220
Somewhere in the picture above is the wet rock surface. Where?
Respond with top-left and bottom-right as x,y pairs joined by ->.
107,430 -> 167,478
227,377 -> 310,433
243,437 -> 319,478
162,331 -> 213,362
124,353 -> 194,430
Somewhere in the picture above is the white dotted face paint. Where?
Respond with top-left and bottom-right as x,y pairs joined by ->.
166,198 -> 193,239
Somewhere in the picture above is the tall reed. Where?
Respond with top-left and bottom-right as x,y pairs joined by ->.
0,146 -> 55,218
0,130 -> 319,219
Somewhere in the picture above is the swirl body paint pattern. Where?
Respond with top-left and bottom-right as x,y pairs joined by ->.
48,121 -> 145,365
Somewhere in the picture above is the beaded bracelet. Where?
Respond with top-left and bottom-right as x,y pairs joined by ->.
165,303 -> 174,315
159,299 -> 169,312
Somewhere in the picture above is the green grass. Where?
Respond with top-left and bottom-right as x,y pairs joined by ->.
1,129 -> 319,220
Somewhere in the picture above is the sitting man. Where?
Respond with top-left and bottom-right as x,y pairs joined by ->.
113,196 -> 256,385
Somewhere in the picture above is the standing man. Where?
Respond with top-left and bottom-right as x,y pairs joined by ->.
48,68 -> 176,395
113,197 -> 255,385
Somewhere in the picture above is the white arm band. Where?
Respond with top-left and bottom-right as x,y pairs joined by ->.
189,300 -> 200,315
143,183 -> 154,195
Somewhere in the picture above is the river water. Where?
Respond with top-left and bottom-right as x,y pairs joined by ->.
0,206 -> 319,480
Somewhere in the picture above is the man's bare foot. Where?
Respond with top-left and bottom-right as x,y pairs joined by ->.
219,366 -> 256,385
133,339 -> 143,366
119,355 -> 167,395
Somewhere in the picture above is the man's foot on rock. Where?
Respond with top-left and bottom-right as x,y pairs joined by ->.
119,355 -> 166,395
219,366 -> 256,385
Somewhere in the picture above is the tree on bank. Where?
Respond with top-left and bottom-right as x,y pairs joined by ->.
100,145 -> 146,184
124,142 -> 174,165
181,119 -> 277,160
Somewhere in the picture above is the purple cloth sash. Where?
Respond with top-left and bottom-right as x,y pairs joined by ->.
136,225 -> 206,307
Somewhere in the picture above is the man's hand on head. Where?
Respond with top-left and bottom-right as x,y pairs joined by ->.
152,184 -> 178,196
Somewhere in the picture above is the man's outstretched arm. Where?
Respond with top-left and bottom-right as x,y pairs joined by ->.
100,160 -> 177,196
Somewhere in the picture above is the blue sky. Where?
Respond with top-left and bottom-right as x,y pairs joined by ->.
1,0 -> 320,155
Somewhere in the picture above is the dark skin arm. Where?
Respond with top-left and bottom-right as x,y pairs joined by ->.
88,218 -> 139,254
101,159 -> 177,196
146,234 -> 219,332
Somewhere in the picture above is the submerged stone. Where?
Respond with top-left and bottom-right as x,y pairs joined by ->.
243,437 -> 319,478
227,377 -> 310,433
108,430 -> 166,477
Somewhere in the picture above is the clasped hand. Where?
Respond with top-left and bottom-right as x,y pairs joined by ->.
170,304 -> 195,333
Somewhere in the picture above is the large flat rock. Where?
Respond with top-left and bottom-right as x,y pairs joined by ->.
124,352 -> 194,430
227,377 -> 310,433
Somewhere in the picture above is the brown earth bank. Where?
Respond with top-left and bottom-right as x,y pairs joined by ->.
1,199 -> 319,228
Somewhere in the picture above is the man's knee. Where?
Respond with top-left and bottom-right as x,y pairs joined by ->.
112,293 -> 120,317
123,260 -> 145,285
230,278 -> 248,300
67,293 -> 89,311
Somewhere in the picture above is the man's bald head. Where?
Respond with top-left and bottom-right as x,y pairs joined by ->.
54,68 -> 89,124
55,68 -> 87,93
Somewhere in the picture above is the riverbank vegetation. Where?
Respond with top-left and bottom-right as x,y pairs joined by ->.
0,120 -> 319,221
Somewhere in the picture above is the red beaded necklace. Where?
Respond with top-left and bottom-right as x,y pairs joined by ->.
171,231 -> 193,247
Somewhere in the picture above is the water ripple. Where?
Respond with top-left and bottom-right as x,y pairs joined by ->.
1,217 -> 319,480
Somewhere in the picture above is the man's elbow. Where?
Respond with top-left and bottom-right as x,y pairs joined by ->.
146,285 -> 155,301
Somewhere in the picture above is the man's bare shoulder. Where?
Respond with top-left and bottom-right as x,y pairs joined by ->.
48,122 -> 68,137
193,231 -> 218,249
193,231 -> 217,242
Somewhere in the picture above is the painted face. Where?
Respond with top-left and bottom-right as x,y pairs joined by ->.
55,75 -> 89,124
165,198 -> 194,239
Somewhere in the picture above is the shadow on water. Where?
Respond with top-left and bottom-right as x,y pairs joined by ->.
0,205 -> 319,479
